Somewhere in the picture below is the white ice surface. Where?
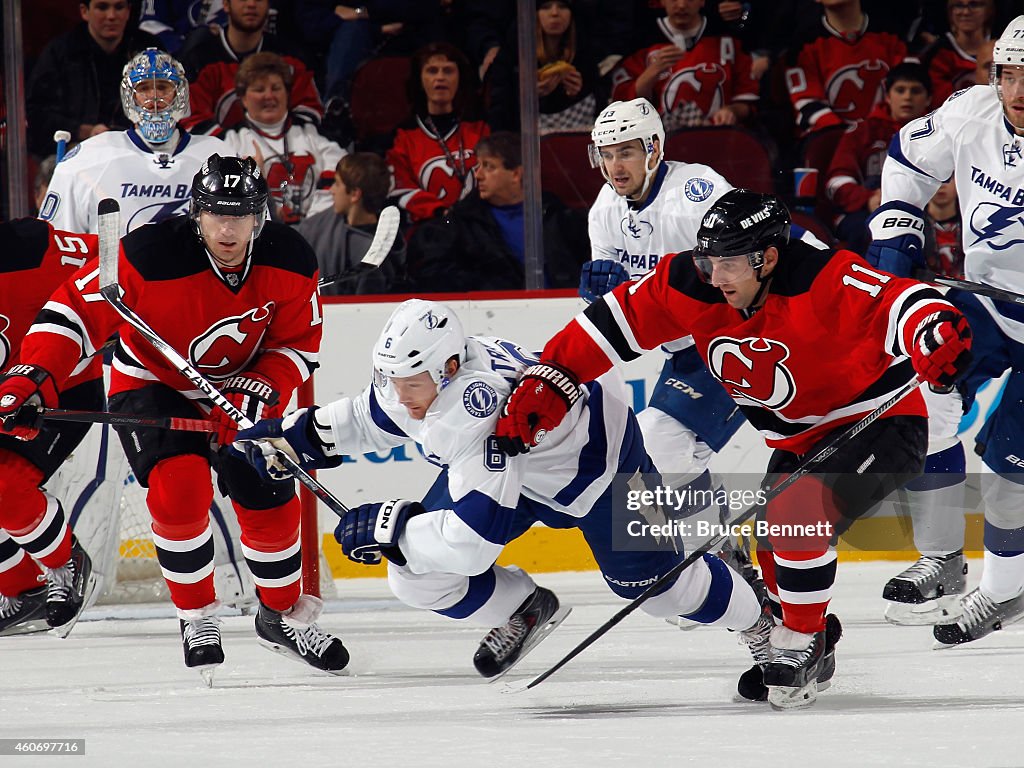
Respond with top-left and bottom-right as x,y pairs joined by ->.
2,561 -> 1022,768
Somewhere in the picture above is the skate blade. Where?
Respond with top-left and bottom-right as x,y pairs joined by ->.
884,596 -> 963,626
256,637 -> 351,676
0,618 -> 52,638
732,678 -> 829,704
50,573 -> 98,639
491,604 -> 572,686
768,680 -> 818,710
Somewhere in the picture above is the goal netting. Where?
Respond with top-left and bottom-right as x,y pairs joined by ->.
47,420 -> 335,609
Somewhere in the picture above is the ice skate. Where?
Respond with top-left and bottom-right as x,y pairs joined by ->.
43,537 -> 95,638
180,615 -> 224,687
474,587 -> 570,680
883,552 -> 966,626
933,587 -> 1024,648
737,613 -> 841,703
0,586 -> 49,637
254,602 -> 350,674
762,616 -> 842,710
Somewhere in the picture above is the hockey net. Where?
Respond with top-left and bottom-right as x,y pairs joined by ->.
46,378 -> 335,608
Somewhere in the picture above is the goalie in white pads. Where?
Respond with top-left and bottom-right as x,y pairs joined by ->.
236,299 -> 771,682
866,15 -> 1024,641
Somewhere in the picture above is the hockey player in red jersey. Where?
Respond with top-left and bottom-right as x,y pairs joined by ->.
494,190 -> 973,708
0,155 -> 348,681
0,220 -> 100,638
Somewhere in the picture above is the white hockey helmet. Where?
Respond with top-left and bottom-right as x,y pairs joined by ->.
373,299 -> 466,391
121,48 -> 190,144
991,15 -> 1024,101
588,98 -> 665,201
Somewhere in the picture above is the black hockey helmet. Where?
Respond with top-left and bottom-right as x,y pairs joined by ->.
693,189 -> 791,278
189,154 -> 269,238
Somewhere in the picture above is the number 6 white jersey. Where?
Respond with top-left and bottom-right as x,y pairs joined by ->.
319,336 -> 635,575
881,84 -> 1024,342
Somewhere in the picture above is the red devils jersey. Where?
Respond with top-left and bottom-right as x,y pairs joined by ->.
825,104 -> 897,213
0,219 -> 101,390
22,216 -> 322,408
785,15 -> 906,135
923,33 -> 980,107
611,35 -> 758,128
542,242 -> 954,455
387,117 -> 490,222
180,28 -> 323,135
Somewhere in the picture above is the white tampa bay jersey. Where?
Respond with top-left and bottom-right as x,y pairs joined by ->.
320,336 -> 633,575
882,84 -> 1024,342
39,128 -> 230,236
588,160 -> 733,279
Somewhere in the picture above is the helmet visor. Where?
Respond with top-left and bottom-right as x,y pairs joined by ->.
693,251 -> 761,283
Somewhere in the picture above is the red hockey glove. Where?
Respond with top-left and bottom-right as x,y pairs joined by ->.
0,364 -> 58,441
494,362 -> 583,456
911,311 -> 972,390
211,373 -> 280,445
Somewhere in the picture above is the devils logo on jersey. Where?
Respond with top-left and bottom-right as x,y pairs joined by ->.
264,154 -> 318,223
827,60 -> 889,119
418,152 -> 476,204
0,314 -> 10,371
707,337 -> 796,409
189,302 -> 275,380
661,63 -> 728,120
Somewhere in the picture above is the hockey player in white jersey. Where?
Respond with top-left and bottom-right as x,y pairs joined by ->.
39,48 -> 229,235
581,99 -> 822,587
866,16 -> 1024,641
234,299 -> 772,683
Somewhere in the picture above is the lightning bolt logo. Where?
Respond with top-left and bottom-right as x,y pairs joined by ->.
969,202 -> 1024,250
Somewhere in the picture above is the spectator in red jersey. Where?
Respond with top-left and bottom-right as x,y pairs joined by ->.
785,0 -> 907,136
610,0 -> 759,130
178,0 -> 323,135
924,178 -> 964,279
922,0 -> 996,106
26,0 -> 162,156
825,61 -> 932,253
387,42 -> 490,223
487,0 -> 603,135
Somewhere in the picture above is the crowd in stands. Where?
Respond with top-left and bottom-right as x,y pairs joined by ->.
7,0 -> 1019,292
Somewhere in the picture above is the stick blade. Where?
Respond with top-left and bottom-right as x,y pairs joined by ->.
97,199 -> 121,293
360,205 -> 400,267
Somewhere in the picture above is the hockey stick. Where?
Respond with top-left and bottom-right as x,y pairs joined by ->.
95,198 -> 351,517
54,130 -> 71,163
317,205 -> 400,288
505,374 -> 925,693
931,277 -> 1024,307
2,406 -> 218,433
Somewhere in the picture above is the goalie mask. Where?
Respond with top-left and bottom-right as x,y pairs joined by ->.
588,98 -> 665,202
121,48 -> 190,144
990,15 -> 1024,104
692,190 -> 791,284
373,299 -> 466,393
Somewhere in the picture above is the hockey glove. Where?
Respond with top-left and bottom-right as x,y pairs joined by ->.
579,260 -> 630,304
911,311 -> 973,389
234,406 -> 343,481
494,362 -> 583,456
211,373 -> 280,445
334,499 -> 426,566
0,364 -> 59,441
865,201 -> 926,277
